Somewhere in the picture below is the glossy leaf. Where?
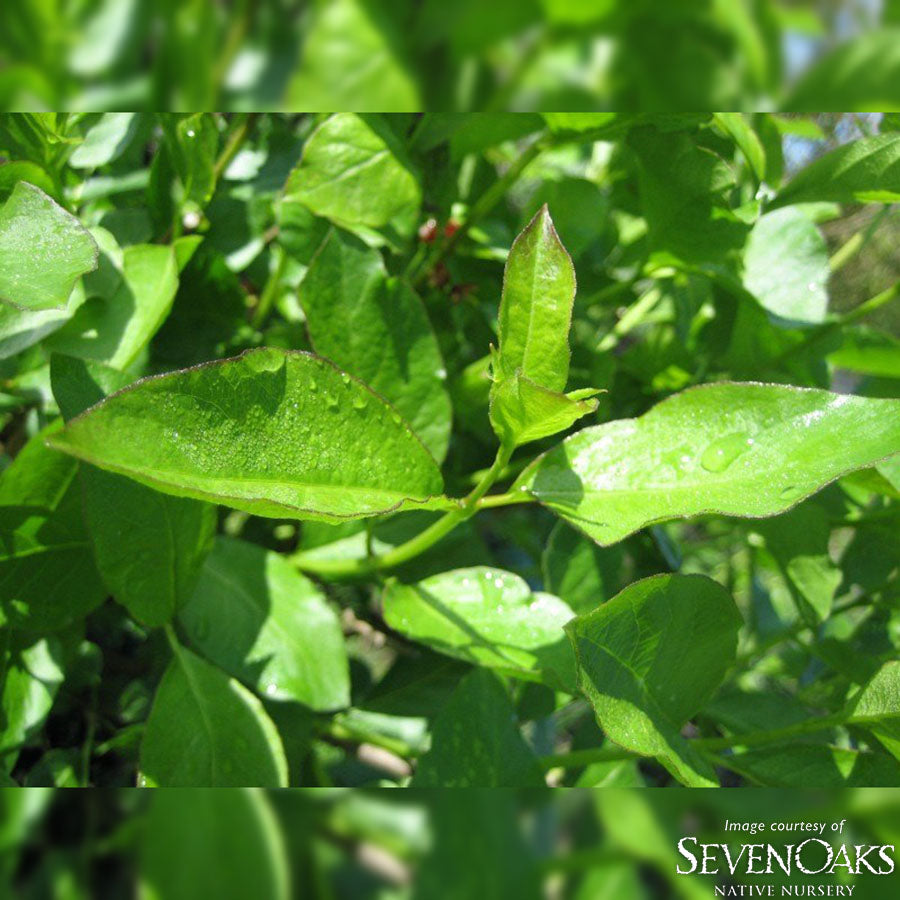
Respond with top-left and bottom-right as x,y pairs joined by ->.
140,789 -> 290,900
179,537 -> 350,710
383,567 -> 577,691
140,643 -> 288,787
411,669 -> 544,787
284,113 -> 421,233
45,237 -> 179,369
743,207 -> 830,326
48,348 -> 451,521
51,354 -> 217,627
772,133 -> 900,207
494,205 -> 576,392
298,227 -> 452,461
489,372 -> 598,448
516,384 -> 900,546
0,425 -> 106,631
566,574 -> 741,787
0,182 -> 98,311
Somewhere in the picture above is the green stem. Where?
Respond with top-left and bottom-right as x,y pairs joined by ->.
163,623 -> 180,653
293,446 -> 514,579
539,713 -> 848,771
540,745 -> 638,771
315,719 -> 417,761
696,713 -> 847,753
778,279 -> 900,364
476,490 -> 534,510
597,286 -> 663,352
410,138 -> 544,289
212,113 -> 259,186
837,278 -> 899,326
829,206 -> 890,272
251,245 -> 287,329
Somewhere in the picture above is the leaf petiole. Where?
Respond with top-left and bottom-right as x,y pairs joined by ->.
294,445 -> 516,578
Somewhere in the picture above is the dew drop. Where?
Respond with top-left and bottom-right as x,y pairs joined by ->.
308,378 -> 318,391
700,432 -> 753,473
352,394 -> 368,410
341,373 -> 351,385
391,412 -> 402,425
265,683 -> 279,697
325,393 -> 339,409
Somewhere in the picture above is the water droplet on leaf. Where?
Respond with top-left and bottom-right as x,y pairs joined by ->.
700,432 -> 753,473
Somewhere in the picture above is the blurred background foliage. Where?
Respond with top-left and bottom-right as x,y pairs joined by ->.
0,0 -> 899,112
2,787 -> 900,899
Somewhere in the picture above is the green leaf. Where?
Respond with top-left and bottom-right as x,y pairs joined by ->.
286,0 -> 420,112
69,113 -> 139,169
47,348 -> 451,522
754,502 -> 841,623
494,205 -> 576,393
179,537 -> 350,710
772,134 -> 900,207
0,424 -> 106,631
0,632 -> 64,770
0,181 -> 98,311
566,574 -> 741,786
140,789 -> 290,900
161,113 -> 219,207
0,161 -> 56,202
847,661 -> 900,762
489,372 -> 599,448
411,669 -> 544,787
627,126 -> 748,267
0,298 -> 77,360
516,383 -> 900,546
382,567 -> 577,692
714,112 -> 766,183
45,233 -> 179,369
297,227 -> 452,462
51,354 -> 217,628
743,207 -> 830,326
140,642 -> 288,787
284,113 -> 421,234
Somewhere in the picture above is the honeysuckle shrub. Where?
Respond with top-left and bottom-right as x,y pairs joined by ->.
1,112 -> 899,789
